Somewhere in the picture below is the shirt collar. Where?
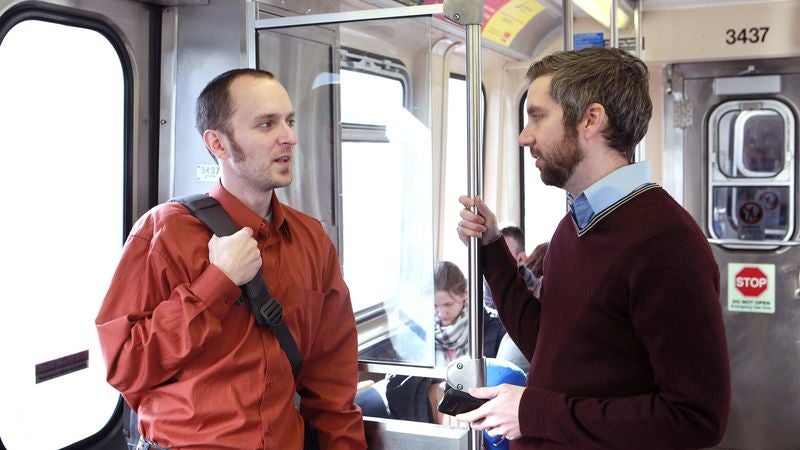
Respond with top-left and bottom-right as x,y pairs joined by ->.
568,161 -> 652,230
209,180 -> 292,241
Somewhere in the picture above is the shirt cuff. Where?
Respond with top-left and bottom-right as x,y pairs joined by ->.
519,387 -> 552,440
191,264 -> 242,319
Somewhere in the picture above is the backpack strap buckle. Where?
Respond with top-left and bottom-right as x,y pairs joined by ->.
259,297 -> 284,327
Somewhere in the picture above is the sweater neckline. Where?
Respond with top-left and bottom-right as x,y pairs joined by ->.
573,182 -> 661,238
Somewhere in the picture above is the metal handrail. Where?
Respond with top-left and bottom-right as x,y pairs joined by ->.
252,4 -> 444,29
707,238 -> 800,247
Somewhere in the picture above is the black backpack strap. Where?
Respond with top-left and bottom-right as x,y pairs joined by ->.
172,193 -> 304,377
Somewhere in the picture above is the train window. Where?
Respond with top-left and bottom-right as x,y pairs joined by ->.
716,109 -> 786,178
340,68 -> 407,313
439,75 -> 485,274
520,93 -> 567,251
708,99 -> 795,242
0,19 -> 122,448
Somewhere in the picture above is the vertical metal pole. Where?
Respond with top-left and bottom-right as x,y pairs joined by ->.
610,0 -> 618,48
634,0 -> 642,57
465,20 -> 483,364
633,0 -> 644,162
443,1 -> 485,447
443,1 -> 485,448
466,14 -> 484,450
562,0 -> 573,50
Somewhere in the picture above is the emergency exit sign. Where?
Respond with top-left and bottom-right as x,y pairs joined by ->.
727,263 -> 775,313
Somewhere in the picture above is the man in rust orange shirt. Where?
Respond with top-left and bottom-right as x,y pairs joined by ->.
96,68 -> 366,449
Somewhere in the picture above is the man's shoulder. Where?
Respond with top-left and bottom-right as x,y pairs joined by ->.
280,202 -> 329,237
610,188 -> 714,262
129,201 -> 206,241
633,187 -> 702,232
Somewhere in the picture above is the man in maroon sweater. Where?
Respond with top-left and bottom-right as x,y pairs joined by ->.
456,47 -> 730,449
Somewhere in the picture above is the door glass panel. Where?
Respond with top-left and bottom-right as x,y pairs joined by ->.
0,19 -> 123,448
718,109 -> 785,178
339,18 -> 434,367
255,15 -> 434,368
256,28 -> 337,246
711,186 -> 790,240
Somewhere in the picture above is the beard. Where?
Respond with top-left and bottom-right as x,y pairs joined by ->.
228,135 -> 247,162
536,131 -> 582,188
225,132 -> 292,192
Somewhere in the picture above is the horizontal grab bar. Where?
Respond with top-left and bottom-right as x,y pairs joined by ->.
707,238 -> 800,247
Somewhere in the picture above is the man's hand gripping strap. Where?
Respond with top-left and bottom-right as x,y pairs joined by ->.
173,193 -> 303,377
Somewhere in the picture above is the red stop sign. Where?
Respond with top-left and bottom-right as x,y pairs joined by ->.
735,267 -> 768,297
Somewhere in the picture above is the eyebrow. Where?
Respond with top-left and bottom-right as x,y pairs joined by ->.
254,111 -> 295,123
527,105 -> 546,115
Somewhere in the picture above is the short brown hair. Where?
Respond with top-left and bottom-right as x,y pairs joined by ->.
525,47 -> 652,160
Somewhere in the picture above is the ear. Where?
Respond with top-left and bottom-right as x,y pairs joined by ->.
203,129 -> 229,161
578,102 -> 607,141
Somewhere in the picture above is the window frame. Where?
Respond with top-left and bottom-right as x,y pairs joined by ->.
706,98 -> 796,246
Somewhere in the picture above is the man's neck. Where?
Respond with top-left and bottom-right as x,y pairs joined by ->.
219,176 -> 273,217
564,148 -> 628,197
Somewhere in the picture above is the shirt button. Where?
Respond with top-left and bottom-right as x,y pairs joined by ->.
268,379 -> 274,386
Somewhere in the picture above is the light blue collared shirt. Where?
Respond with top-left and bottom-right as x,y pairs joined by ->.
567,161 -> 652,230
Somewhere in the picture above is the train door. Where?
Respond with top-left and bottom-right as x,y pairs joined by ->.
0,0 -> 157,448
665,57 -> 800,449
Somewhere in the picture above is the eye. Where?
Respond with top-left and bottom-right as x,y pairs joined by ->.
259,121 -> 273,128
287,118 -> 296,128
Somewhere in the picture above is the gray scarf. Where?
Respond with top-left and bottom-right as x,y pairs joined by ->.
435,310 -> 469,364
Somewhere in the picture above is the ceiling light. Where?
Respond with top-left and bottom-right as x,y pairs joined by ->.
573,0 -> 632,29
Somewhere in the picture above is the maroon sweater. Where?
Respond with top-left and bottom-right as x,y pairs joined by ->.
484,186 -> 730,449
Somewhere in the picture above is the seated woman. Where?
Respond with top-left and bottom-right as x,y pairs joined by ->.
356,261 -> 522,448
433,261 -> 506,364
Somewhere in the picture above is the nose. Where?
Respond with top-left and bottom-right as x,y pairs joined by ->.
518,123 -> 534,148
280,123 -> 298,147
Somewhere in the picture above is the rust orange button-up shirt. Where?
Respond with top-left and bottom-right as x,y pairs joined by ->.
96,181 -> 366,449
